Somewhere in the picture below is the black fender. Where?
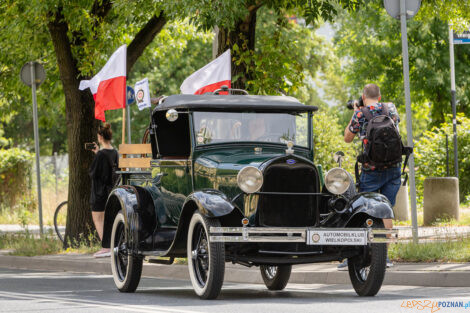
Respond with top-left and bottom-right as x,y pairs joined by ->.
343,192 -> 394,227
102,186 -> 156,251
184,189 -> 236,217
163,189 -> 244,257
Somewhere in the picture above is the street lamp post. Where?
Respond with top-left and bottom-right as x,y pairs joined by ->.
448,25 -> 460,179
384,0 -> 421,243
20,61 -> 46,235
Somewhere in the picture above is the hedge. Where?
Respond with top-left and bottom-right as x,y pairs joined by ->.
0,148 -> 34,208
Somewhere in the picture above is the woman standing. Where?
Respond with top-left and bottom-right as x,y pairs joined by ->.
89,123 -> 118,258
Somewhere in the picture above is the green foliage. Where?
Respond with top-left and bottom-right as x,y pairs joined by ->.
414,114 -> 470,203
238,9 -> 328,97
332,1 -> 470,128
165,0 -> 363,30
313,109 -> 359,173
419,1 -> 470,30
0,148 -> 34,208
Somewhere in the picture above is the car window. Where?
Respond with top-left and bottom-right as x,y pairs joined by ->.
193,112 -> 308,147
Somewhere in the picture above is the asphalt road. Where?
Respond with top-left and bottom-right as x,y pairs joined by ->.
0,268 -> 469,313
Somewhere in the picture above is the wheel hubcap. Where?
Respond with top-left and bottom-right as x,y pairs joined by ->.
264,266 -> 278,280
358,266 -> 370,281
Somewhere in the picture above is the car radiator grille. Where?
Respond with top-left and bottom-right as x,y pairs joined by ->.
258,163 -> 319,227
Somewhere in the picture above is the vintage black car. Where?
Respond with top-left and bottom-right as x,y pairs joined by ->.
102,91 -> 395,299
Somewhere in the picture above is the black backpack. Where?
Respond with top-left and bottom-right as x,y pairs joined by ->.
356,104 -> 413,184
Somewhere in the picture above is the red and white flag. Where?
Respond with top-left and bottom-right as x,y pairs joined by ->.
180,49 -> 231,94
79,45 -> 127,122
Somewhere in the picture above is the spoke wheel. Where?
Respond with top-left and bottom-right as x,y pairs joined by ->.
187,212 -> 225,299
53,201 -> 67,244
348,221 -> 387,297
260,265 -> 292,291
111,211 -> 143,292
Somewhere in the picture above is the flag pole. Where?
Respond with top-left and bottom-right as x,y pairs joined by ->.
122,80 -> 126,145
122,106 -> 126,144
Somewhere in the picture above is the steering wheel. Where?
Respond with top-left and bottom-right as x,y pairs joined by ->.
230,121 -> 242,140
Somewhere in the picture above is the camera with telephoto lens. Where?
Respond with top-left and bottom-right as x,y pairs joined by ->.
346,97 -> 364,110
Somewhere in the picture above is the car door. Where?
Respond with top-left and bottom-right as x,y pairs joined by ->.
155,159 -> 192,227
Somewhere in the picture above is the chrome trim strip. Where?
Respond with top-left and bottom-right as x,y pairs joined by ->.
210,236 -> 306,243
209,227 -> 398,244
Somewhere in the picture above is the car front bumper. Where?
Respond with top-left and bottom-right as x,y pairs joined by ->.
209,227 -> 397,245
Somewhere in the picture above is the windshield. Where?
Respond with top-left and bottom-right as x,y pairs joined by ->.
193,112 -> 309,147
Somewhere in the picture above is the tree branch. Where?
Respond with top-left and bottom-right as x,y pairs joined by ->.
127,12 -> 167,73
47,10 -> 80,88
90,0 -> 113,20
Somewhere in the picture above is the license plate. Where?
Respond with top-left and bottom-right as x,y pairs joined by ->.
306,229 -> 368,246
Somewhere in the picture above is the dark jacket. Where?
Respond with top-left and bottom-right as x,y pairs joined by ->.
89,148 -> 118,210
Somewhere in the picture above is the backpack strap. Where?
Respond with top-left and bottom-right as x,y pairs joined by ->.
354,160 -> 360,188
360,107 -> 373,122
381,102 -> 389,116
401,146 -> 413,186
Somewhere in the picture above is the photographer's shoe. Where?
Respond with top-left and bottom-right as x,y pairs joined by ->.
337,259 -> 348,270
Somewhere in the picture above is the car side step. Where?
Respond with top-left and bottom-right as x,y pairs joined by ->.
147,257 -> 175,265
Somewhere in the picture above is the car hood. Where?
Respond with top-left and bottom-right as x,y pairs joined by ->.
195,147 -> 287,172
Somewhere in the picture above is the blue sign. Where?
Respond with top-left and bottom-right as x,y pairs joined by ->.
454,38 -> 470,44
453,31 -> 470,45
127,86 -> 135,105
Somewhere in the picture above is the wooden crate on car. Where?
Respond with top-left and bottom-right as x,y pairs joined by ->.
118,144 -> 152,169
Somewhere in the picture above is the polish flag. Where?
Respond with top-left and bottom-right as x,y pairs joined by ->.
180,49 -> 231,94
79,45 -> 126,122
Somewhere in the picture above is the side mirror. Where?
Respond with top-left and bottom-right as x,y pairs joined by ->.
166,109 -> 178,122
333,151 -> 345,168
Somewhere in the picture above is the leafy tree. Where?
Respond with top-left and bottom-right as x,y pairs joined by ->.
313,109 -> 358,173
1,0 -> 167,243
166,0 -> 362,89
332,1 -> 470,129
414,114 -> 470,203
419,1 -> 470,29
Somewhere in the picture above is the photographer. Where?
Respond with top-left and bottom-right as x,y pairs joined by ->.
88,123 -> 118,258
340,83 -> 401,269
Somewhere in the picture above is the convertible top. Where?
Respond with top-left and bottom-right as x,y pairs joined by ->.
152,94 -> 318,114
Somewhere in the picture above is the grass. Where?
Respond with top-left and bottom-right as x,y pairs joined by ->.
0,229 -> 101,256
389,237 -> 470,263
0,231 -> 62,256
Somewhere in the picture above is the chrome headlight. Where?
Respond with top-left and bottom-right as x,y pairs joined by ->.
325,168 -> 351,195
237,166 -> 263,194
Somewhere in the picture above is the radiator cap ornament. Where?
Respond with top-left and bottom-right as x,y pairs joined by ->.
286,141 -> 294,154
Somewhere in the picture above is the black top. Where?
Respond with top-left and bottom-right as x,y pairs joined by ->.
89,149 -> 118,209
152,94 -> 318,114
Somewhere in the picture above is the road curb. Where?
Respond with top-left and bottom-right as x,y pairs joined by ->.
0,255 -> 469,287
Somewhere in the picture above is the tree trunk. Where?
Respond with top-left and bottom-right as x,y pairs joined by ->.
47,11 -> 167,246
216,6 -> 259,90
48,17 -> 98,246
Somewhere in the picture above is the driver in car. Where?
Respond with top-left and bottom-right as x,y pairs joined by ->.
248,117 -> 267,141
